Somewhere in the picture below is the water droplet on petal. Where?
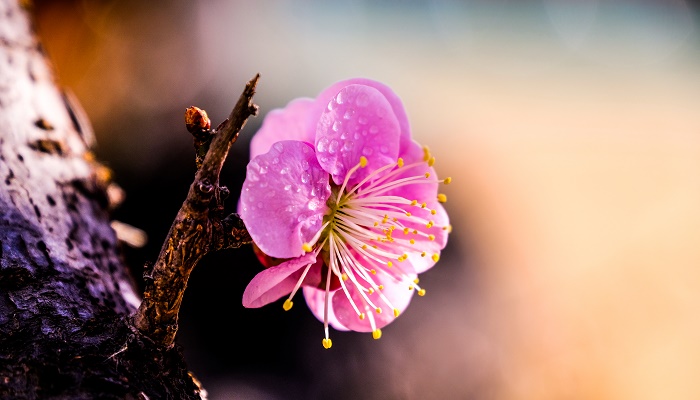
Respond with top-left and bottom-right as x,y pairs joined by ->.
301,172 -> 311,184
354,132 -> 361,140
284,184 -> 292,191
317,138 -> 329,152
271,158 -> 279,165
343,141 -> 353,152
332,121 -> 341,132
340,131 -> 348,140
259,181 -> 268,188
308,199 -> 320,211
336,92 -> 345,104
362,147 -> 374,156
343,109 -> 354,120
301,160 -> 310,170
369,126 -> 379,134
273,142 -> 284,152
259,164 -> 268,174
280,166 -> 290,175
297,214 -> 306,222
328,139 -> 340,155
358,116 -> 368,125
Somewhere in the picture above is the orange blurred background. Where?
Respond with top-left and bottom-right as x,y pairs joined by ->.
31,1 -> 700,399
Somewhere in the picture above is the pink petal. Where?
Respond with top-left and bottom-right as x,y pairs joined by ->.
387,139 -> 438,204
313,78 -> 412,155
331,269 -> 417,332
315,84 -> 400,186
249,98 -> 316,160
240,140 -> 331,258
243,253 -> 319,308
303,286 -> 350,331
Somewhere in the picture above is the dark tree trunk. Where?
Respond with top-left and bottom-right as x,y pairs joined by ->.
0,1 -> 204,398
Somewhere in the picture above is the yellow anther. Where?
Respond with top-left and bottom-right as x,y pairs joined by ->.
372,329 -> 382,339
372,245 -> 378,249
423,146 -> 431,162
389,226 -> 396,231
432,253 -> 440,262
341,273 -> 348,281
428,156 -> 435,167
437,193 -> 447,203
387,261 -> 393,268
283,299 -> 293,311
430,209 -> 437,215
401,253 -> 408,261
382,214 -> 389,223
444,177 -> 452,184
410,200 -> 418,206
362,244 -> 368,250
424,172 -> 431,178
359,156 -> 368,167
403,228 -> 409,235
393,218 -> 398,222
368,288 -> 374,294
409,239 -> 415,244
421,202 -> 427,208
359,313 -> 366,320
322,338 -> 332,349
428,234 -> 435,241
418,289 -> 426,296
393,308 -> 400,317
375,307 -> 382,314
374,221 -> 379,227
421,251 -> 426,257
378,285 -> 384,290
408,285 -> 414,290
370,269 -> 377,275
426,221 -> 434,228
447,224 -> 453,233
413,278 -> 420,284
302,243 -> 312,252
397,158 -> 404,167
405,212 -> 411,217
413,230 -> 418,234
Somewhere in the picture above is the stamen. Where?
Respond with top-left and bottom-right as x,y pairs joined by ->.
397,158 -> 404,167
302,243 -> 312,253
444,177 -> 452,184
418,289 -> 426,296
432,253 -> 440,262
423,146 -> 431,161
393,308 -> 400,317
322,338 -> 332,349
283,299 -> 293,311
428,156 -> 435,167
372,329 -> 382,339
437,193 -> 447,203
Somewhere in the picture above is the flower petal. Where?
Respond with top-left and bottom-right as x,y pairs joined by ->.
303,286 -> 350,331
249,98 -> 316,160
243,253 -> 320,308
240,140 -> 331,258
331,268 -> 416,332
404,202 -> 449,273
315,84 -> 400,186
313,78 -> 412,154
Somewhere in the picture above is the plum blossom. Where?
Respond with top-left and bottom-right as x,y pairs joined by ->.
239,79 -> 451,348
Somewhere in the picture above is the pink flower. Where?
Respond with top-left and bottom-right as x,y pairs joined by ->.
239,79 -> 451,348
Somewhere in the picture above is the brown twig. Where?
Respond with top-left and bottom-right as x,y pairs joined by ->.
132,74 -> 259,348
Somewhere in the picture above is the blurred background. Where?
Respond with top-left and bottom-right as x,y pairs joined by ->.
30,0 -> 700,399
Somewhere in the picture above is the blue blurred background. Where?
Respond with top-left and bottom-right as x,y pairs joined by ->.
32,1 -> 700,399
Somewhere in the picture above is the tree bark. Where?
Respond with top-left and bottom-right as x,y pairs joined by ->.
0,1 -> 219,398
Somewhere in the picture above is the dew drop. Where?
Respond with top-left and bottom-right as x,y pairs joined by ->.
280,166 -> 291,175
308,198 -> 320,211
332,121 -> 341,132
328,139 -> 340,155
301,172 -> 311,184
298,214 -> 307,222
369,126 -> 379,134
354,132 -> 361,140
317,138 -> 329,152
362,147 -> 374,156
284,184 -> 292,191
340,131 -> 348,140
259,164 -> 268,174
301,160 -> 310,170
259,181 -> 268,188
274,142 -> 284,152
343,141 -> 354,152
271,158 -> 279,165
336,92 -> 345,104
327,101 -> 335,111
358,116 -> 368,125
343,109 -> 354,120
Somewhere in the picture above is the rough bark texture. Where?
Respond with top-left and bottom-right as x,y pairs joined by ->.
0,1 -> 214,398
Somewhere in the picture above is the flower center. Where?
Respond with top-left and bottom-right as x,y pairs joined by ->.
286,148 -> 451,349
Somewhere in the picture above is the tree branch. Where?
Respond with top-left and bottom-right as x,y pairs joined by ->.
132,74 -> 259,348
